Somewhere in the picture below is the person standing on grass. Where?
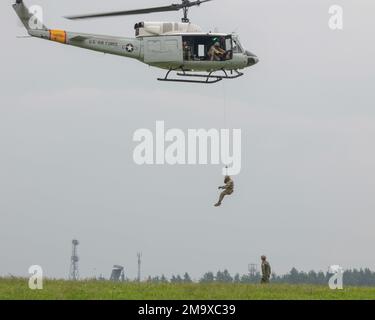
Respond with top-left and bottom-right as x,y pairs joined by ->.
261,255 -> 271,284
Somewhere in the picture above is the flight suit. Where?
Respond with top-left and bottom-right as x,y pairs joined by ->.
208,45 -> 226,61
215,178 -> 234,206
261,261 -> 271,284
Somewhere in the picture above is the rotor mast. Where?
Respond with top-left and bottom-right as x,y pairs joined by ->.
181,0 -> 190,22
182,6 -> 189,22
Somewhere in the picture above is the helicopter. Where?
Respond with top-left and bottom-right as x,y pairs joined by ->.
13,0 -> 259,84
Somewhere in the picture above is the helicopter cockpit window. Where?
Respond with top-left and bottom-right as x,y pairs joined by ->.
226,38 -> 232,51
232,38 -> 243,53
182,35 -> 233,62
198,45 -> 205,58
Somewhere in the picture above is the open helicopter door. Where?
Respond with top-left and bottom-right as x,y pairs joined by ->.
144,36 -> 183,64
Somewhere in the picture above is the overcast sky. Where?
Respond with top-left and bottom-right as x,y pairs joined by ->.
0,0 -> 374,280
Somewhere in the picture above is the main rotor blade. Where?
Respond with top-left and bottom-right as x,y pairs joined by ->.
187,0 -> 213,7
65,0 -> 214,20
65,4 -> 182,20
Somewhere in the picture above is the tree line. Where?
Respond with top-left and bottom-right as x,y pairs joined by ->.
144,268 -> 375,286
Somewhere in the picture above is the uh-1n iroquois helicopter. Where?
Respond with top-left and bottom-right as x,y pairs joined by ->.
13,0 -> 259,84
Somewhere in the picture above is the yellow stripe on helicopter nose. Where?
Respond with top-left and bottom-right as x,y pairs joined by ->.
49,30 -> 67,44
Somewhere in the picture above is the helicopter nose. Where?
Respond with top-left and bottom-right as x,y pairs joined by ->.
245,51 -> 259,66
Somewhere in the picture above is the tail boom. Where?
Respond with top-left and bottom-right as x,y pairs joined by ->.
13,1 -> 141,61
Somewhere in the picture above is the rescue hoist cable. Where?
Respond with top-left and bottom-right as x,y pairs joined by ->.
222,81 -> 229,176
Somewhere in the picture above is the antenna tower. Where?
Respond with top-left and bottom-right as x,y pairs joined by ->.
69,239 -> 80,280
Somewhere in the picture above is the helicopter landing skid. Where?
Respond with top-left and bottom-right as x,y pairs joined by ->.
177,69 -> 244,80
157,68 -> 244,84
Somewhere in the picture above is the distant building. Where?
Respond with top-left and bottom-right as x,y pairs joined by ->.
110,265 -> 125,282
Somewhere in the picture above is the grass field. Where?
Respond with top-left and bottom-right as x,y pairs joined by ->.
1,278 -> 374,300
0,278 -> 375,300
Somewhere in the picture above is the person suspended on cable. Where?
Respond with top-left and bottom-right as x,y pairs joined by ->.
214,175 -> 234,207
